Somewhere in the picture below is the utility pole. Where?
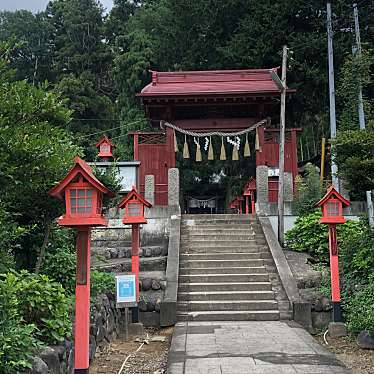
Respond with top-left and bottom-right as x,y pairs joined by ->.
326,2 -> 339,191
278,45 -> 287,246
352,3 -> 374,227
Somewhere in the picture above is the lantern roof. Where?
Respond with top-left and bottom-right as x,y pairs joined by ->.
49,156 -> 115,199
118,186 -> 152,209
315,186 -> 350,208
95,135 -> 114,149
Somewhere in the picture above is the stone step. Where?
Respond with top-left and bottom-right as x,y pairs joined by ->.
178,290 -> 275,301
181,223 -> 261,229
184,239 -> 266,247
177,310 -> 280,322
181,234 -> 256,241
183,214 -> 258,219
180,246 -> 268,254
180,259 -> 264,268
177,300 -> 278,312
179,266 -> 266,275
179,252 -> 271,260
179,273 -> 269,283
178,282 -> 273,292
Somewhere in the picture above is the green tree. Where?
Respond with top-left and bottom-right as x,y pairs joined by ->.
334,50 -> 374,193
0,10 -> 54,83
46,0 -> 117,155
0,43 -> 81,269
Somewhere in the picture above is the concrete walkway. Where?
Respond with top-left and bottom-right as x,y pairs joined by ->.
167,321 -> 352,374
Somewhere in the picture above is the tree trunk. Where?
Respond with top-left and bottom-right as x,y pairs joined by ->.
35,219 -> 52,274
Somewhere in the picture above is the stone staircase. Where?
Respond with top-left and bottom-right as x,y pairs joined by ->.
177,214 -> 291,321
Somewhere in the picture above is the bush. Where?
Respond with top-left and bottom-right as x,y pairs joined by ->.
340,223 -> 374,282
0,273 -> 42,373
91,270 -> 115,299
285,210 -> 362,261
345,282 -> 374,336
10,271 -> 72,344
42,228 -> 76,295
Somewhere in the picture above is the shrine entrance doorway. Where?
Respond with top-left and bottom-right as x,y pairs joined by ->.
131,69 -> 299,211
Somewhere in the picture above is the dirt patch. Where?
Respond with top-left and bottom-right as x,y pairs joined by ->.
315,334 -> 374,374
91,327 -> 173,374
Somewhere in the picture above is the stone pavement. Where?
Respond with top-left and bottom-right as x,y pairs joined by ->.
167,321 -> 352,374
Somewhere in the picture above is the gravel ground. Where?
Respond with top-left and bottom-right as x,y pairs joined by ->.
315,334 -> 374,374
91,327 -> 173,374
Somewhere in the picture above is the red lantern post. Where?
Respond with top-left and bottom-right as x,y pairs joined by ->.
316,186 -> 350,322
243,178 -> 256,215
49,157 -> 114,374
118,187 -> 152,321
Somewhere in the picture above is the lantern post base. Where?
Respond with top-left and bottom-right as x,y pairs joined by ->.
332,301 -> 342,322
131,306 -> 140,323
75,369 -> 89,374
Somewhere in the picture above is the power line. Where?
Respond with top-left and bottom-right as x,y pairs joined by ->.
76,119 -> 144,139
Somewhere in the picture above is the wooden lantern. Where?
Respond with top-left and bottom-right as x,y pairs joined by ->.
315,186 -> 350,323
49,156 -> 114,374
49,156 -> 114,227
316,186 -> 350,224
118,187 -> 152,225
96,135 -> 114,159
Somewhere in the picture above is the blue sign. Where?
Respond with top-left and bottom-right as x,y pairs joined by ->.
116,274 -> 137,306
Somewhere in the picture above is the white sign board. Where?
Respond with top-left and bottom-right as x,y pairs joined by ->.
268,168 -> 280,177
116,274 -> 137,307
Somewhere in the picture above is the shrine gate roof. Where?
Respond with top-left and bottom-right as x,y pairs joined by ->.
138,69 -> 293,98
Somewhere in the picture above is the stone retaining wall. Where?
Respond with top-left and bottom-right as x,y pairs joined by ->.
25,292 -> 122,374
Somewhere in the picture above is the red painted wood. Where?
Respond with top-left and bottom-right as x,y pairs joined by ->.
251,193 -> 255,215
329,225 -> 341,302
75,228 -> 91,370
133,130 -> 175,206
139,69 -> 295,97
131,225 -> 140,301
175,118 -> 261,131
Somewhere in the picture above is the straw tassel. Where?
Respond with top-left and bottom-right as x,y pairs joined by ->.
255,128 -> 260,151
174,129 -> 178,152
183,135 -> 190,159
195,138 -> 202,162
244,133 -> 251,157
208,136 -> 214,160
220,137 -> 226,160
232,145 -> 239,161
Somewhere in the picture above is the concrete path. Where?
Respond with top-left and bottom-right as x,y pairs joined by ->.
167,321 -> 352,374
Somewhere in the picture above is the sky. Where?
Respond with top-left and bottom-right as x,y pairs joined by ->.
0,0 -> 114,13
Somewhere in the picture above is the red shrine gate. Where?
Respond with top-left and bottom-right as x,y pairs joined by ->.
131,69 -> 298,207
130,130 -> 175,205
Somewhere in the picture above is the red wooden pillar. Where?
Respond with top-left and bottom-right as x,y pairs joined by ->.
245,196 -> 249,215
329,224 -> 342,322
251,192 -> 255,216
131,224 -> 140,322
133,134 -> 139,161
75,227 -> 91,374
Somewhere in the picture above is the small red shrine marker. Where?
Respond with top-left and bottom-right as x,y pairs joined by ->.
316,186 -> 350,322
96,135 -> 114,160
49,156 -> 114,374
243,178 -> 256,215
118,187 -> 152,321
